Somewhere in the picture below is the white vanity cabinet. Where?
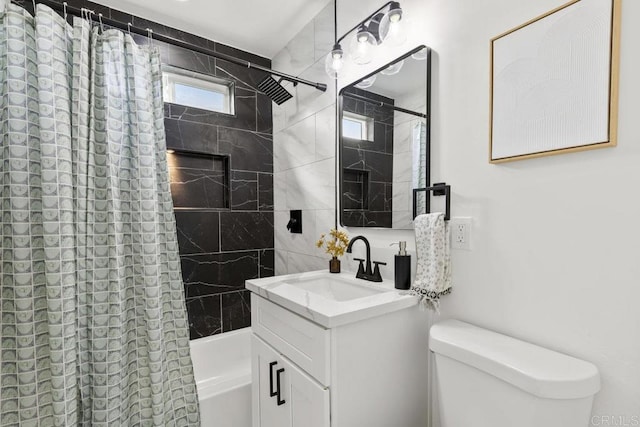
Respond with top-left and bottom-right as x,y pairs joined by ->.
252,334 -> 330,427
248,271 -> 430,427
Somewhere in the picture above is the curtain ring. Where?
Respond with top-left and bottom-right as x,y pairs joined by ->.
32,0 -> 36,14
147,28 -> 154,47
127,22 -> 132,36
63,2 -> 68,21
98,13 -> 104,33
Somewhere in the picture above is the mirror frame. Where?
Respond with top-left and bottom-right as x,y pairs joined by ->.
338,45 -> 432,229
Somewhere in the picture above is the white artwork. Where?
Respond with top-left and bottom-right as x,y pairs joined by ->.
490,0 -> 619,162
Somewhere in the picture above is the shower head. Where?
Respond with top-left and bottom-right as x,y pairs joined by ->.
258,75 -> 293,105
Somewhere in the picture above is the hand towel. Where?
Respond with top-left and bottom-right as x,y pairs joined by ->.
407,213 -> 452,311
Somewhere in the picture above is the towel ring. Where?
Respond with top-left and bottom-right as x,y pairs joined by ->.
413,183 -> 451,221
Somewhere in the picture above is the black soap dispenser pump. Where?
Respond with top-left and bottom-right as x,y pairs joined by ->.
393,241 -> 411,290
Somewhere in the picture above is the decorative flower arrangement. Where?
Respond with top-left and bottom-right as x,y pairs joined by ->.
316,228 -> 350,259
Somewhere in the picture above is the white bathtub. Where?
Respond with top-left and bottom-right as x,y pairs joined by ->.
190,327 -> 252,427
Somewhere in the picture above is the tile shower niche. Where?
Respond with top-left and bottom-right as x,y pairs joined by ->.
169,151 -> 230,209
342,168 -> 370,211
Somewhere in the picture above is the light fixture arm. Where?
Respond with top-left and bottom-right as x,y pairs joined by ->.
335,1 -> 395,45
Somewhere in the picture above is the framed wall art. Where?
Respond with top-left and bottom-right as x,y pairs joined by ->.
490,0 -> 621,163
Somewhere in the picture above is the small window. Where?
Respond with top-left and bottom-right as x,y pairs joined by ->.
342,112 -> 374,141
163,66 -> 234,115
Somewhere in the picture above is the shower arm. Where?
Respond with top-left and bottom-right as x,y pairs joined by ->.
32,0 -> 328,93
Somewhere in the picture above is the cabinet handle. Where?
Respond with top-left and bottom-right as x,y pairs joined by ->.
269,361 -> 278,397
276,368 -> 286,406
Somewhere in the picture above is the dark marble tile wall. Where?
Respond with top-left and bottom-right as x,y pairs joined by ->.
342,88 -> 394,228
26,0 -> 275,339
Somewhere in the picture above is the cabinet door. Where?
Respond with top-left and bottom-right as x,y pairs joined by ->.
252,335 -> 330,427
253,334 -> 290,427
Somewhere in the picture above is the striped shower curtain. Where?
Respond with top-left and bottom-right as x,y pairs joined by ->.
0,4 -> 200,426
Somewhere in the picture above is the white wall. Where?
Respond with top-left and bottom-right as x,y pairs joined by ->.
340,0 -> 640,420
277,0 -> 640,420
272,3 -> 338,275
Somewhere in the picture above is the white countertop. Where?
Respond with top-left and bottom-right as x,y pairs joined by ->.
245,270 -> 418,328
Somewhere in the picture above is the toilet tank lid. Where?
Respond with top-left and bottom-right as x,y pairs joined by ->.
429,320 -> 600,399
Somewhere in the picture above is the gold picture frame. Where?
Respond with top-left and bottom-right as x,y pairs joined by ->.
489,0 -> 621,163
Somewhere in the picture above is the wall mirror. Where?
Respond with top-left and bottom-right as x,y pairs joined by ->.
339,45 -> 431,229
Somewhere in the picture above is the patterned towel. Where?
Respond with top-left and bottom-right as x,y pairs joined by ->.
407,213 -> 452,311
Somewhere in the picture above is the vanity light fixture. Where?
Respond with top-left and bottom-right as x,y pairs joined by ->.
325,1 -> 405,79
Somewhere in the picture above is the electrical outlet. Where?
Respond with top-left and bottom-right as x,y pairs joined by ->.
450,217 -> 472,250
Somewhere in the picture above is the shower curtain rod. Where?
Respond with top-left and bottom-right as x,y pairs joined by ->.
343,92 -> 427,119
32,0 -> 328,93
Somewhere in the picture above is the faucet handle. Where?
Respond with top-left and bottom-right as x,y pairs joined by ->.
372,261 -> 386,282
353,258 -> 366,277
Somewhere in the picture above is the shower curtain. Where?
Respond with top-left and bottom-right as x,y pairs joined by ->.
0,4 -> 200,426
412,120 -> 427,215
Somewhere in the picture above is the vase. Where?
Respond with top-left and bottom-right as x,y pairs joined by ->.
329,257 -> 341,273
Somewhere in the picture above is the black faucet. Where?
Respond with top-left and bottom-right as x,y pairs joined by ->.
346,235 -> 386,282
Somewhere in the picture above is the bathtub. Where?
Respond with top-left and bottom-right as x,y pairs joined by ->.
190,327 -> 252,427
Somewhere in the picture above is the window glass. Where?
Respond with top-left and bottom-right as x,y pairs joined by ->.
343,118 -> 364,140
174,83 -> 225,112
342,112 -> 374,141
163,66 -> 234,114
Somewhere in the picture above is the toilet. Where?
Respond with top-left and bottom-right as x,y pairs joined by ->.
429,320 -> 600,427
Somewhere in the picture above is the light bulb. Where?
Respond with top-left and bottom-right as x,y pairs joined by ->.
387,2 -> 403,23
379,12 -> 407,46
355,75 -> 377,89
331,47 -> 343,69
381,59 -> 404,75
325,43 -> 344,79
350,32 -> 374,65
356,25 -> 374,44
411,47 -> 428,61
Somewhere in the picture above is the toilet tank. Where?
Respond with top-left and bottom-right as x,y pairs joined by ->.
429,320 -> 600,427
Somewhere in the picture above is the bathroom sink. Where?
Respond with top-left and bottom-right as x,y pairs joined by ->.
246,270 -> 418,327
281,275 -> 388,301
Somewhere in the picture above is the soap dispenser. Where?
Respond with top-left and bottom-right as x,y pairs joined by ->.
392,241 -> 411,290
